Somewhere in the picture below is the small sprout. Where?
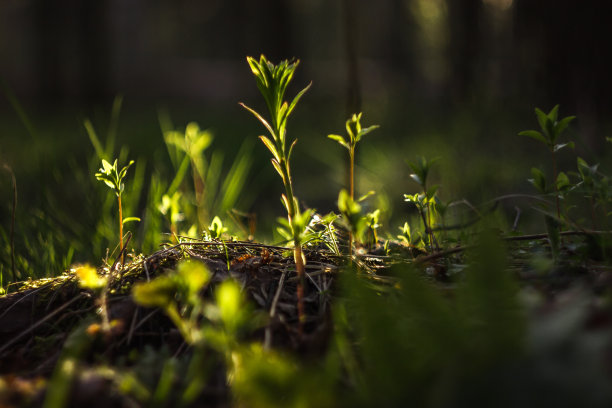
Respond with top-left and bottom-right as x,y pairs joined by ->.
208,216 -> 228,240
95,158 -> 139,263
397,222 -> 412,244
338,189 -> 366,243
519,105 -> 575,219
405,156 -> 440,250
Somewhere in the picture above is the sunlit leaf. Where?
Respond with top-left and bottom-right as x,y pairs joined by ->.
74,265 -> 107,290
122,217 -> 141,225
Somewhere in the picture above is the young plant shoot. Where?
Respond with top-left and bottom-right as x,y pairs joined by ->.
95,159 -> 140,264
329,113 -> 379,256
240,55 -> 312,334
405,156 -> 439,251
519,105 -> 575,220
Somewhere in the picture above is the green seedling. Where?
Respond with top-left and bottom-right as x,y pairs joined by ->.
519,105 -> 575,219
405,156 -> 440,250
157,191 -> 184,240
364,209 -> 381,249
95,159 -> 140,264
207,216 -> 228,240
240,54 -> 312,334
337,189 -> 367,248
574,157 -> 610,228
328,113 -> 379,199
329,113 -> 378,255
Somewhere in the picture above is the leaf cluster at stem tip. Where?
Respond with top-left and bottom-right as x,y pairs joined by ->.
328,112 -> 379,151
95,159 -> 135,197
519,105 -> 575,152
240,55 -> 311,169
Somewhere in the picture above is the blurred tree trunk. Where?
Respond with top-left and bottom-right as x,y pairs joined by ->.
341,0 -> 361,115
76,0 -> 110,102
447,0 -> 482,103
34,0 -> 110,104
33,0 -> 64,102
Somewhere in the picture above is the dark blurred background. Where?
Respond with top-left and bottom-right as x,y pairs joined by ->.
1,0 -> 612,248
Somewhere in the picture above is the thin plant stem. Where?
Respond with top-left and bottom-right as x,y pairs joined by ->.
551,150 -> 561,220
348,149 -> 355,258
118,194 -> 124,264
280,146 -> 306,336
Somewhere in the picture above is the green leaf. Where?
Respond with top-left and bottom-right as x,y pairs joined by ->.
271,159 -> 284,179
555,115 -> 575,136
287,138 -> 298,162
518,130 -> 548,145
409,173 -> 423,186
548,104 -> 559,122
535,108 -> 549,135
358,124 -> 380,140
122,217 -> 141,225
338,189 -> 361,216
529,167 -> 547,193
286,82 -> 312,122
240,103 -> 276,141
553,142 -> 574,152
357,190 -> 376,202
328,134 -> 349,149
556,171 -> 570,191
258,135 -> 280,162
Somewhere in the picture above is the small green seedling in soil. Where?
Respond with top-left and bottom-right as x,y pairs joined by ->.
207,216 -> 228,240
328,113 -> 379,198
95,159 -> 140,264
337,189 -> 367,248
158,191 -> 185,241
574,157 -> 610,229
328,113 -> 378,255
405,156 -> 440,251
240,54 -> 312,334
519,105 -> 575,219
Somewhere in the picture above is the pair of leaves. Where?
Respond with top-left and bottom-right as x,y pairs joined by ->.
519,105 -> 575,152
328,113 -> 379,151
208,216 -> 228,239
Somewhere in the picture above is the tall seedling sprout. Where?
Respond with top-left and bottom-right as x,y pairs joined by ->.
240,55 -> 313,335
95,159 -> 140,264
519,105 -> 575,219
329,113 -> 378,256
